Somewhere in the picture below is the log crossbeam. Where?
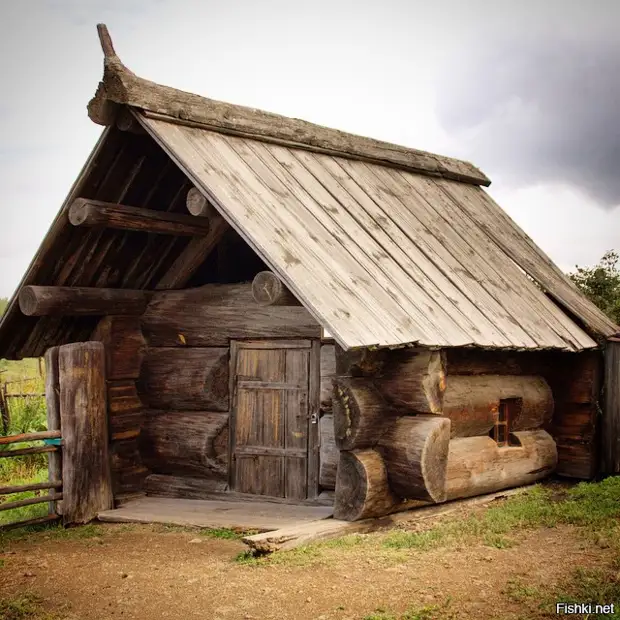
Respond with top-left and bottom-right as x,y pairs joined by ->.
69,198 -> 212,237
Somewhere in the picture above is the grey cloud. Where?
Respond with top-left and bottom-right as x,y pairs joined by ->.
436,30 -> 620,209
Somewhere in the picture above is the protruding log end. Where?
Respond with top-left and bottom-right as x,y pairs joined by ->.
68,198 -> 90,227
251,271 -> 299,306
186,187 -> 216,218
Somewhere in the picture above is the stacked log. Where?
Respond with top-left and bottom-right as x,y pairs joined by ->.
319,414 -> 338,489
443,375 -> 554,438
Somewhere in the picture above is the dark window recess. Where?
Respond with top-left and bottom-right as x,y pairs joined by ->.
490,398 -> 522,447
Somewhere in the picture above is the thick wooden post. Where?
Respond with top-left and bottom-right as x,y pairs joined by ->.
59,342 -> 113,524
44,347 -> 62,516
603,339 -> 620,474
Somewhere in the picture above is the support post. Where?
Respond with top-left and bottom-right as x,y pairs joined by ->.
58,342 -> 113,524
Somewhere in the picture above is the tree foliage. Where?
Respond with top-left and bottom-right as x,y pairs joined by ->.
0,298 -> 7,317
568,250 -> 620,325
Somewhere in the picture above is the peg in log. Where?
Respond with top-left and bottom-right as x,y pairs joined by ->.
377,415 -> 450,502
251,271 -> 300,306
332,377 -> 393,450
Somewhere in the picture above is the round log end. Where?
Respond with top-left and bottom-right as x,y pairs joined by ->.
18,286 -> 39,317
67,199 -> 90,227
186,187 -> 214,217
334,449 -> 395,521
251,271 -> 298,306
420,417 -> 450,503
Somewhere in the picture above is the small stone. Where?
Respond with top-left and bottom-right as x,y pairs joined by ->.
23,571 -> 35,577
188,538 -> 203,544
187,578 -> 199,585
306,597 -> 312,603
120,572 -> 128,579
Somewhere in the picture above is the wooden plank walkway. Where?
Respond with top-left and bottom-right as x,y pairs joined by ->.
97,497 -> 333,531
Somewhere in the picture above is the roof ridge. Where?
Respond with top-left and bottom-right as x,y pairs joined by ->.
88,24 -> 491,187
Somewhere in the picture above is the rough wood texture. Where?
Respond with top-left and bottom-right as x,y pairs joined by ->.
109,438 -> 149,496
141,410 -> 228,478
19,286 -> 149,317
107,380 -> 144,438
251,271 -> 300,306
443,375 -> 554,437
320,344 -> 336,410
90,316 -> 146,380
375,349 -> 447,414
88,26 -> 489,186
141,347 -> 229,411
44,346 -> 62,515
335,345 -> 387,377
0,430 -> 61,445
186,186 -> 217,217
144,474 -> 227,498
155,215 -> 229,290
602,340 -> 620,474
333,449 -> 399,521
68,198 -> 212,236
445,430 -> 557,500
378,415 -> 450,502
244,487 -> 530,553
332,377 -> 393,450
142,296 -> 320,347
319,414 -> 338,490
0,480 -> 62,495
59,342 -> 113,524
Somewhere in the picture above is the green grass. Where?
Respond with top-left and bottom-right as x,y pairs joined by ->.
0,592 -> 67,620
362,599 -> 455,620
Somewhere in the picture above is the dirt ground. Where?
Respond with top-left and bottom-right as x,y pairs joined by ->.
0,514 -> 614,620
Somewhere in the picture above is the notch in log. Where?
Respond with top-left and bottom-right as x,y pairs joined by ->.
19,286 -> 150,317
252,271 -> 300,306
68,198 -> 211,236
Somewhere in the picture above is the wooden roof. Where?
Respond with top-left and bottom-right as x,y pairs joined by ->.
0,25 -> 617,358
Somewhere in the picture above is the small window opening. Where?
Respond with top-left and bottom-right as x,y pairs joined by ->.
490,398 -> 522,447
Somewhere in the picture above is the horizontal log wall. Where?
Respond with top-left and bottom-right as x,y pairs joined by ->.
91,316 -> 148,501
446,348 -> 602,479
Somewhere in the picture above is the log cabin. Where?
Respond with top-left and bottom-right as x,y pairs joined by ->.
0,25 -> 618,524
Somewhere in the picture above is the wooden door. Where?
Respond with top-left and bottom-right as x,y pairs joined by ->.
230,340 -> 318,500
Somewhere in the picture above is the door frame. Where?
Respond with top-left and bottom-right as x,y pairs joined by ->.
228,339 -> 321,499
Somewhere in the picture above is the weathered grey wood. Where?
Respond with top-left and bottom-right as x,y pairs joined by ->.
308,340 -> 321,499
319,414 -> 338,490
320,344 -> 336,410
0,514 -> 61,532
155,215 -> 229,290
89,26 -> 490,186
141,348 -> 229,411
68,198 -> 212,236
332,377 -> 393,450
0,445 -> 58,458
0,493 -> 63,512
378,415 -> 451,502
141,410 -> 228,478
142,300 -> 321,347
443,375 -> 554,437
602,340 -> 620,474
244,486 -> 531,553
144,474 -> 228,498
19,286 -> 149,317
334,449 -> 412,521
445,430 -> 557,500
0,480 -> 62,495
0,430 -> 61,445
375,349 -> 447,414
90,316 -> 146,380
251,271 -> 300,306
97,495 -> 332,530
59,342 -> 113,525
185,186 -> 217,217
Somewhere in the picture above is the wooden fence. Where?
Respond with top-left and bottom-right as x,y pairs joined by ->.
0,430 -> 63,530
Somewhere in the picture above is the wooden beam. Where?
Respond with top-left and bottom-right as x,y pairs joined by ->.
0,493 -> 63,512
68,198 -> 211,236
0,446 -> 58,458
155,215 -> 229,290
0,480 -> 62,495
186,187 -> 217,217
0,430 -> 61,445
602,340 -> 620,474
251,271 -> 300,306
19,286 -> 150,317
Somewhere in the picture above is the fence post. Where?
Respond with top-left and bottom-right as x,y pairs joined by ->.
44,347 -> 62,516
58,342 -> 113,525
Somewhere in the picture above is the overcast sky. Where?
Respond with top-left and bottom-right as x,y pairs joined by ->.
0,0 -> 618,298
